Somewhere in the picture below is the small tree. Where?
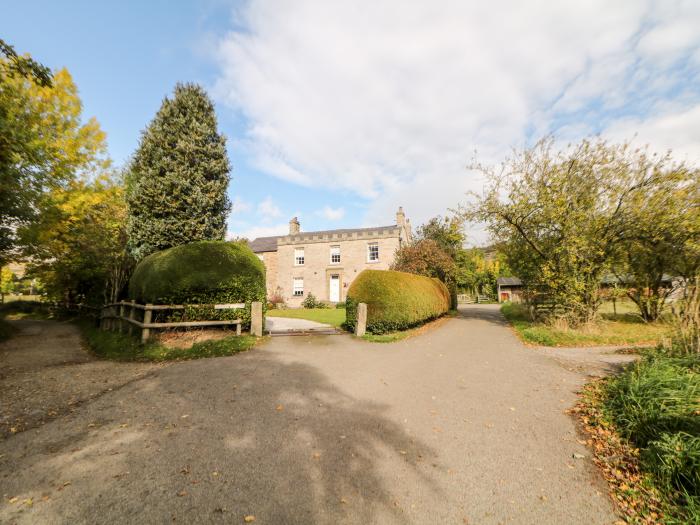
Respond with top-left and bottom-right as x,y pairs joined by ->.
0,267 -> 15,303
415,216 -> 465,258
465,138 -> 693,325
392,239 -> 456,285
126,83 -> 231,260
21,174 -> 132,305
617,167 -> 699,321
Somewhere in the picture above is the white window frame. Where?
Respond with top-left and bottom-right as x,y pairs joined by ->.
330,245 -> 341,264
294,247 -> 305,266
293,277 -> 304,296
367,242 -> 379,262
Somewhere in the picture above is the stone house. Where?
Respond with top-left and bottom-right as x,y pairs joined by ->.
249,208 -> 412,307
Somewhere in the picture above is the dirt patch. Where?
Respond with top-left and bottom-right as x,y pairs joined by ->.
0,320 -> 159,438
155,328 -> 236,349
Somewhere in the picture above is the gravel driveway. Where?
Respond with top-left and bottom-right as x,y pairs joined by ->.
0,305 -> 621,524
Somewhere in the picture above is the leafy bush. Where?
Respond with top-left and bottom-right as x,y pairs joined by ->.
128,241 -> 265,329
302,293 -> 327,309
604,352 -> 700,516
268,286 -> 285,309
345,269 -> 449,334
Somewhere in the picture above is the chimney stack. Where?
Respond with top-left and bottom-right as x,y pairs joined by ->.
289,217 -> 300,235
396,206 -> 406,227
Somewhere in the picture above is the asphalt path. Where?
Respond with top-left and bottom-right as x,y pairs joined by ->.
0,305 -> 619,524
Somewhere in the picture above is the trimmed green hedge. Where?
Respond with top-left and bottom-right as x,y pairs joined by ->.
128,241 -> 266,328
345,269 -> 450,334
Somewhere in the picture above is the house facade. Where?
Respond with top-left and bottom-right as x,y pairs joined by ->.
249,208 -> 412,307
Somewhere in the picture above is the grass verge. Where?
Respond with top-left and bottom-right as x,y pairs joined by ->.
501,302 -> 668,347
572,352 -> 699,524
267,307 -> 346,328
77,321 -> 258,362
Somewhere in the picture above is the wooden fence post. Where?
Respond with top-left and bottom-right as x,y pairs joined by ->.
119,302 -> 125,333
142,304 -> 153,343
355,302 -> 367,337
128,300 -> 136,337
251,302 -> 263,336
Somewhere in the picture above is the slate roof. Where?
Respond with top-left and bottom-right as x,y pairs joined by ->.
248,225 -> 398,253
248,236 -> 281,253
496,277 -> 523,286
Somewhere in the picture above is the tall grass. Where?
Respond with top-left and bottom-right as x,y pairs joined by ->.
603,352 -> 700,522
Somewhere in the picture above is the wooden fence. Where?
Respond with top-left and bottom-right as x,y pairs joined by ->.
100,301 -> 263,342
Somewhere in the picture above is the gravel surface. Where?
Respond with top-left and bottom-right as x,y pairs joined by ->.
0,320 -> 159,438
0,305 -> 623,524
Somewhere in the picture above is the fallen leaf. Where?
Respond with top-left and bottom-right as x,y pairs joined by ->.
244,516 -> 256,523
8,497 -> 18,504
181,415 -> 190,419
340,498 -> 348,504
177,491 -> 187,497
276,405 -> 284,411
23,498 -> 33,506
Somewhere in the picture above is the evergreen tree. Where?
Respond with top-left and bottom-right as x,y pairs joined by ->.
126,83 -> 231,260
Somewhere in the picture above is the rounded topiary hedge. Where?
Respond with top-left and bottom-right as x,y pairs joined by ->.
128,240 -> 266,328
345,269 -> 450,334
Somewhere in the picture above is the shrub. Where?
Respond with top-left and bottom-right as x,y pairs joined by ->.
128,240 -> 265,329
604,352 -> 700,515
268,286 -> 285,309
345,269 -> 449,334
302,293 -> 327,309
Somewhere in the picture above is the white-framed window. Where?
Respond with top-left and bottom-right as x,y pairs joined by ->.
294,248 -> 305,266
367,242 -> 379,262
293,277 -> 304,296
330,245 -> 340,264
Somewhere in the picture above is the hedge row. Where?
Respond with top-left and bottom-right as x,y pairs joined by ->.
128,241 -> 266,328
345,269 -> 450,334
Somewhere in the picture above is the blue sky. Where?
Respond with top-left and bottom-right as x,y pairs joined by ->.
3,1 -> 699,243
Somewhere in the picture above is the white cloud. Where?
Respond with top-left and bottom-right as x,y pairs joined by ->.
230,196 -> 252,215
214,1 -> 700,243
228,222 -> 289,240
603,103 -> 700,164
317,205 -> 345,221
257,196 -> 282,219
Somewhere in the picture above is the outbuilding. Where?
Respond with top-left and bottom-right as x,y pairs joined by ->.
497,277 -> 523,303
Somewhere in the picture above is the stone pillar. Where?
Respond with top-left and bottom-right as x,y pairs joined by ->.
355,302 -> 367,337
251,301 -> 263,336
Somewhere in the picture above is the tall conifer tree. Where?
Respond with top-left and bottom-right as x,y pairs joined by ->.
126,83 -> 231,260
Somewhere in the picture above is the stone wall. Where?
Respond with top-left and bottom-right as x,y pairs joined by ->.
258,250 -> 279,299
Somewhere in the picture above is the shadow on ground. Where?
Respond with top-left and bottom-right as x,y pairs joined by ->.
1,350 -> 441,524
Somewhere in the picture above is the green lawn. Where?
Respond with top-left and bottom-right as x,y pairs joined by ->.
267,308 -> 346,328
501,302 -> 669,347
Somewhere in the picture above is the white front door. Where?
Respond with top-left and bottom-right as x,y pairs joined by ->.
329,275 -> 340,302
